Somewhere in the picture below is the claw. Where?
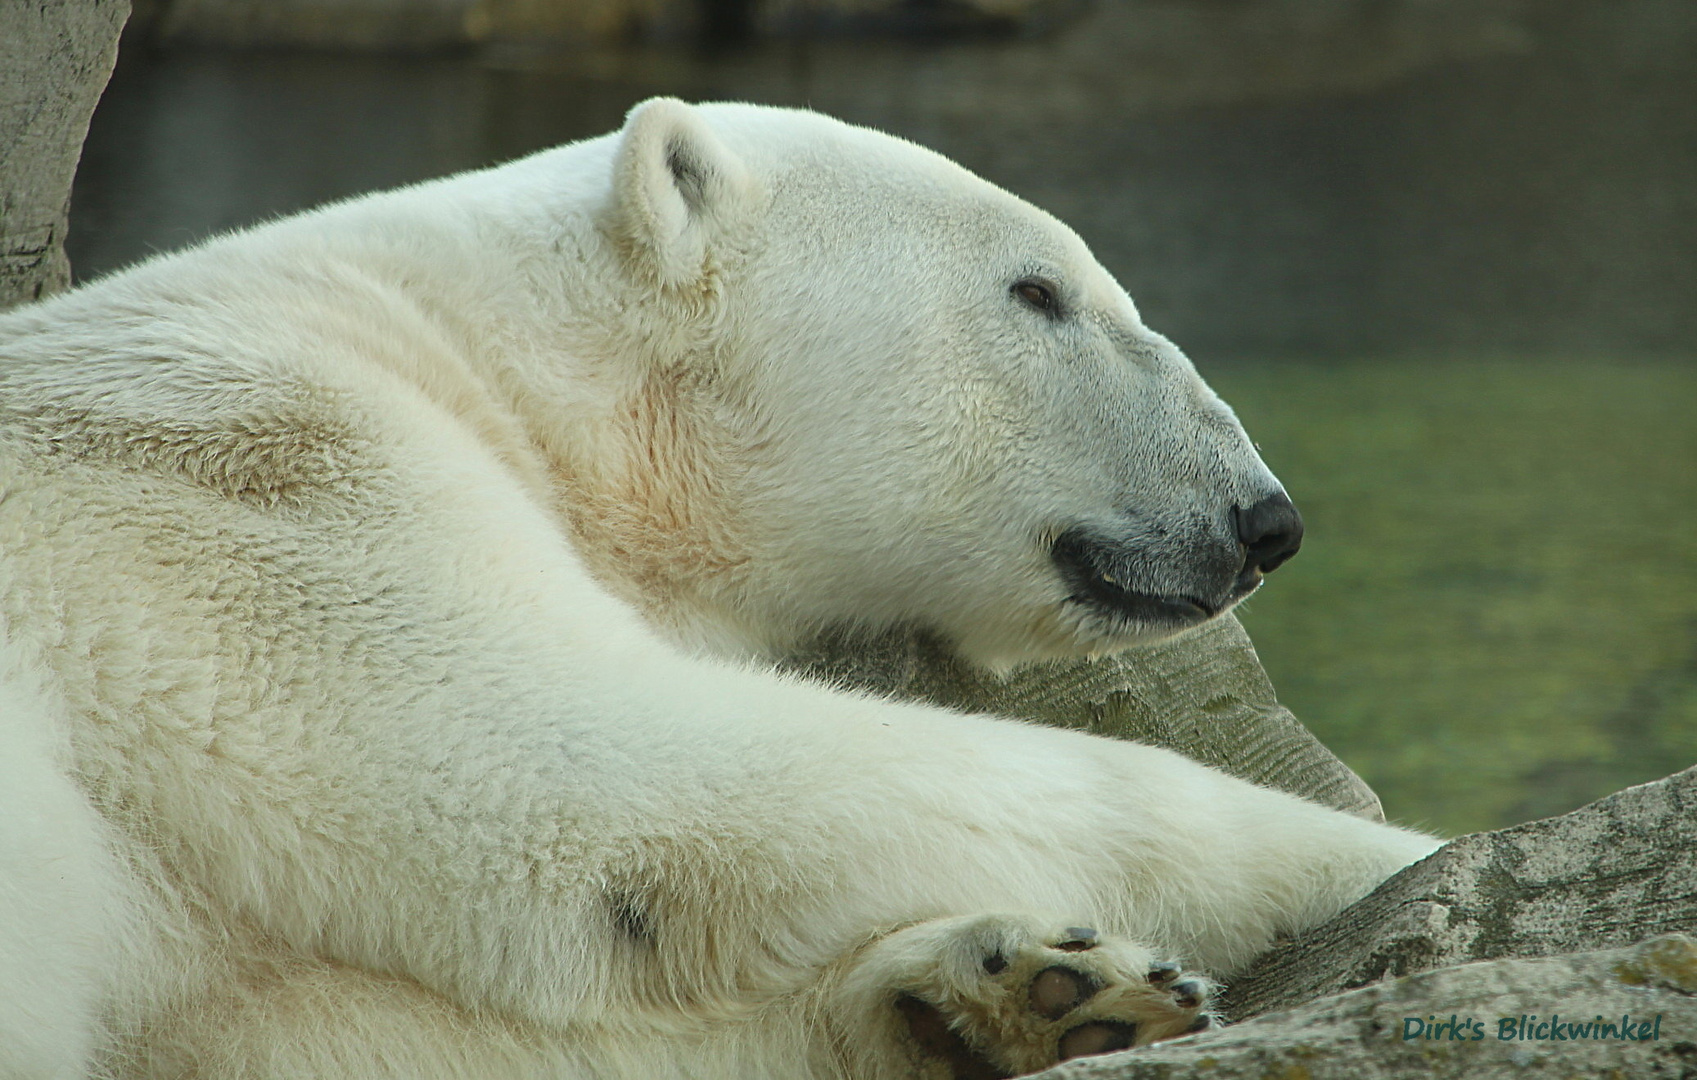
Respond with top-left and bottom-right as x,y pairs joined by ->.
1054,927 -> 1098,952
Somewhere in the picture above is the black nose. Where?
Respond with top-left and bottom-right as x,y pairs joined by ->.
1233,492 -> 1304,575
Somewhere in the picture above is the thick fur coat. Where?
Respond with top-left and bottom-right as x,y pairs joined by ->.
0,100 -> 1436,1079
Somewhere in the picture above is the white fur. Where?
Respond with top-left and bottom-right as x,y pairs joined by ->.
0,100 -> 1436,1079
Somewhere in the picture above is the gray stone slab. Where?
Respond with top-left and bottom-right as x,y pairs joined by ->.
0,0 -> 128,309
1040,933 -> 1697,1080
784,615 -> 1385,822
1225,765 -> 1697,1020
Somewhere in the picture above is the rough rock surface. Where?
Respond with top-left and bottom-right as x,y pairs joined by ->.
1038,933 -> 1697,1080
784,614 -> 1385,822
0,0 -> 128,309
1223,764 -> 1697,1021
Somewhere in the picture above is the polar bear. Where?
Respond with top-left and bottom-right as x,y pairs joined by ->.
0,99 -> 1436,1080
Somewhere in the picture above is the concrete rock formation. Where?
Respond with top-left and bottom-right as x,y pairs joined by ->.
0,0 -> 128,309
784,614 -> 1385,822
1026,767 -> 1697,1079
1037,933 -> 1697,1080
1224,764 -> 1697,1020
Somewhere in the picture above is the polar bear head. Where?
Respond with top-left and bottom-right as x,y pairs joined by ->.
550,99 -> 1300,666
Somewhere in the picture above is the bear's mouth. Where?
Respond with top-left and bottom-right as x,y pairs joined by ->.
1051,529 -> 1251,630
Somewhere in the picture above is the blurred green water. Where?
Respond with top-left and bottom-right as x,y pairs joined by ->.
1211,358 -> 1697,835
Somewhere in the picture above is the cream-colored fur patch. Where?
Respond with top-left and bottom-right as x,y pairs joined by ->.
0,99 -> 1437,1080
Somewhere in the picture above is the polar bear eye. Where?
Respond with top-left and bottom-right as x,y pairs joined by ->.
1012,278 -> 1058,315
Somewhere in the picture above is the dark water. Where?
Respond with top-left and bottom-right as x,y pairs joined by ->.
72,0 -> 1697,358
66,0 -> 1697,832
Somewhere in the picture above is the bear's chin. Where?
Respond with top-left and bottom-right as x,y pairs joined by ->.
1065,573 -> 1265,639
1032,579 -> 1267,661
1067,598 -> 1222,648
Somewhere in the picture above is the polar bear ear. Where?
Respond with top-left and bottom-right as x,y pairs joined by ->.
607,97 -> 753,292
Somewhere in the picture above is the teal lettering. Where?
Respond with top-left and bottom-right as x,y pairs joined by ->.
1497,1018 -> 1518,1040
1402,1018 -> 1425,1041
1654,1014 -> 1663,1041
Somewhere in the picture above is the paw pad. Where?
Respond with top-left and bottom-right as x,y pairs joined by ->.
1058,1021 -> 1138,1061
890,918 -> 1217,1078
1029,966 -> 1100,1019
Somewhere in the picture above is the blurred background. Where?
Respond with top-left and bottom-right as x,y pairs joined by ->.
69,0 -> 1697,836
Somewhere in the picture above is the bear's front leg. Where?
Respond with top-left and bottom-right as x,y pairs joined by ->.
822,915 -> 1214,1079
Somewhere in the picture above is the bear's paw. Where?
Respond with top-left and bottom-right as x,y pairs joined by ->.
844,914 -> 1214,1079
